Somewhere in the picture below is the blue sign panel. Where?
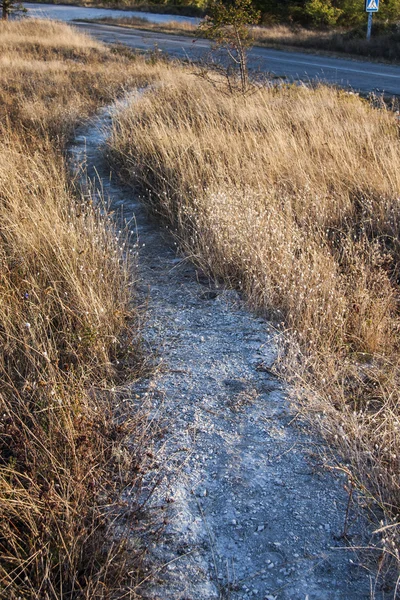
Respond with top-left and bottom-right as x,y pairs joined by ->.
365,0 -> 379,11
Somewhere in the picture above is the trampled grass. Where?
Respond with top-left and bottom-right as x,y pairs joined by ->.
108,71 -> 400,577
0,20 -> 163,599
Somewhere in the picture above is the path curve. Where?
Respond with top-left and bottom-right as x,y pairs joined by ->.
69,102 -> 374,600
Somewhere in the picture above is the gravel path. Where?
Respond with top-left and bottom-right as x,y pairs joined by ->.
69,103 -> 375,600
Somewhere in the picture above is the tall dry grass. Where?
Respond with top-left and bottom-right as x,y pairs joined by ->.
108,72 -> 400,580
0,20 -> 163,141
0,20 -> 163,598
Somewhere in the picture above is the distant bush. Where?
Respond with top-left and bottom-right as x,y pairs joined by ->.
304,0 -> 342,27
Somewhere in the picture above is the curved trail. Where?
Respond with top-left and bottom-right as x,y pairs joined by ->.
69,103 -> 374,600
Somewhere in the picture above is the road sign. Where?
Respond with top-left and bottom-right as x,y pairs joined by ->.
365,0 -> 379,12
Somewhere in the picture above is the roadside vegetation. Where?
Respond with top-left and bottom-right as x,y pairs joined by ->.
87,14 -> 199,35
108,70 -> 400,580
252,20 -> 400,61
0,19 -> 163,598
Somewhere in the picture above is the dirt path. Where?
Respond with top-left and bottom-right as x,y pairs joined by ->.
69,103 -> 376,600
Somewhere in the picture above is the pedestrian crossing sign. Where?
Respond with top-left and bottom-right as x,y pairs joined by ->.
365,0 -> 379,11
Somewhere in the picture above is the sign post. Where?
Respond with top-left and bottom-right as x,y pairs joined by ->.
365,0 -> 379,40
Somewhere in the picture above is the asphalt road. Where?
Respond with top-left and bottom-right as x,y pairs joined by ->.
23,2 -> 400,95
24,2 -> 199,24
72,21 -> 400,95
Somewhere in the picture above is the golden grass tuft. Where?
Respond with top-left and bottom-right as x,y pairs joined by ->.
0,19 -> 164,598
108,71 -> 400,577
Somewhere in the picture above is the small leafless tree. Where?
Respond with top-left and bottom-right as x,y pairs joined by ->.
1,0 -> 26,21
198,0 -> 261,95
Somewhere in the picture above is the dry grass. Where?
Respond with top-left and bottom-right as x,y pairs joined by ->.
252,23 -> 400,61
0,20 -> 164,599
93,15 -> 198,36
0,20 -> 163,141
108,71 -> 400,581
